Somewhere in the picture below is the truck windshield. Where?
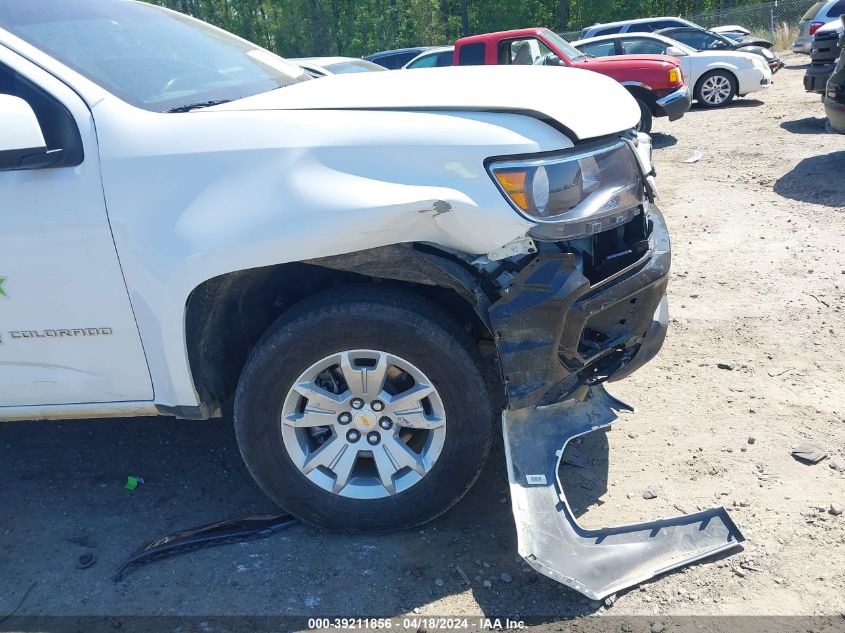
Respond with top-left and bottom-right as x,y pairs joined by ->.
541,29 -> 588,62
0,0 -> 308,112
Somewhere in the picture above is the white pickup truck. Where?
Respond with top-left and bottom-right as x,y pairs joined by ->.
0,0 -> 743,599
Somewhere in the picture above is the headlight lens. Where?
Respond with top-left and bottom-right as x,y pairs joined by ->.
489,140 -> 646,241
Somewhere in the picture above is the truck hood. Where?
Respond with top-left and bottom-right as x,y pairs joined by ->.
581,54 -> 678,68
210,65 -> 639,141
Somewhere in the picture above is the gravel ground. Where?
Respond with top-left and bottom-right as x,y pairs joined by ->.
0,55 -> 843,621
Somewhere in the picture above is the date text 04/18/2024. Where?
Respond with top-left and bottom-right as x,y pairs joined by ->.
307,618 -> 526,630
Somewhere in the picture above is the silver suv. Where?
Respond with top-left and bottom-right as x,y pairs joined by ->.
794,0 -> 845,53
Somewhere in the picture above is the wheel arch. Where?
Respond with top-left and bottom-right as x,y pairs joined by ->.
621,82 -> 658,112
183,244 -> 494,416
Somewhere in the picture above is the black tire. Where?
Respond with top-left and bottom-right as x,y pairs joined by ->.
694,70 -> 737,108
234,286 -> 493,533
635,98 -> 653,134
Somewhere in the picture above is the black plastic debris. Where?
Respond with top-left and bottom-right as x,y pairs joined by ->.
114,514 -> 299,581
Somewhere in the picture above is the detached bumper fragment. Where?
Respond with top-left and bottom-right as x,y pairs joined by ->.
504,385 -> 745,600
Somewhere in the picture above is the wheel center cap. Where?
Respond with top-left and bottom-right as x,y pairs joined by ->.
352,409 -> 376,431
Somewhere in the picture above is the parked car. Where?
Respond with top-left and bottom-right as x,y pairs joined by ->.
717,30 -> 771,47
710,24 -> 751,36
793,0 -> 845,53
580,16 -> 700,38
292,57 -> 385,78
824,26 -> 845,132
0,0 -> 745,601
402,46 -> 454,69
364,46 -> 433,69
580,16 -> 750,39
656,26 -> 783,73
573,32 -> 772,107
804,18 -> 844,92
454,28 -> 691,133
658,26 -> 774,50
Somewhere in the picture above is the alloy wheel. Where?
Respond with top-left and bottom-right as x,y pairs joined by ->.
280,350 -> 447,499
700,74 -> 733,105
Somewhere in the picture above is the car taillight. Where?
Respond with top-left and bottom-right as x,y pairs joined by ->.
809,21 -> 825,35
668,66 -> 682,86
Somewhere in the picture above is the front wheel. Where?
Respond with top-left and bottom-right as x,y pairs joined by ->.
695,70 -> 737,107
234,287 -> 493,532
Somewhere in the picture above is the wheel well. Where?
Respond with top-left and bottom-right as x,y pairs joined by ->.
184,245 -> 493,413
624,85 -> 657,112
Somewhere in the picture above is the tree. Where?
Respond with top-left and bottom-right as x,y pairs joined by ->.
145,0 -> 771,57
559,0 -> 569,31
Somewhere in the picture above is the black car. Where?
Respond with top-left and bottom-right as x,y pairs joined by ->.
657,26 -> 784,73
824,27 -> 845,131
804,23 -> 844,92
363,47 -> 433,69
715,30 -> 773,49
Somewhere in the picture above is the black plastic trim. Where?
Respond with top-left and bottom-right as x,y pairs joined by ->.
489,203 -> 670,409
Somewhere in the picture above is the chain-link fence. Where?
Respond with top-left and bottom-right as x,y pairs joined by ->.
562,0 -> 815,48
684,0 -> 812,45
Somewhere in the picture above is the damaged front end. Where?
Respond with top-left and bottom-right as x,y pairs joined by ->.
311,132 -> 744,598
486,134 -> 745,598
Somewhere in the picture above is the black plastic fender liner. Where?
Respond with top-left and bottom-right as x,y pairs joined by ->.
503,385 -> 745,600
113,514 -> 299,582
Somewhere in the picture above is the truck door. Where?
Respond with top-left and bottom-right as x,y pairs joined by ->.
0,49 -> 154,408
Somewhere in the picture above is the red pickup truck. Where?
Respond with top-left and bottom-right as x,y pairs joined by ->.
453,28 -> 691,133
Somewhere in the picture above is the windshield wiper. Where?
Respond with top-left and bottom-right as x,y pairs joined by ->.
166,99 -> 232,113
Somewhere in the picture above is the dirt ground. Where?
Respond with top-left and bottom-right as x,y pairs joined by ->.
1,55 -> 843,623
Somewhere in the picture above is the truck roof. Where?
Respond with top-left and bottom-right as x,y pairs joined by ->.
456,27 -> 551,45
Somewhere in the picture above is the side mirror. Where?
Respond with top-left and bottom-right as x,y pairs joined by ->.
544,54 -> 564,66
0,94 -> 63,171
665,45 -> 687,57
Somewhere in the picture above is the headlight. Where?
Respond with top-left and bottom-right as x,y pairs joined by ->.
488,140 -> 646,241
668,66 -> 682,85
